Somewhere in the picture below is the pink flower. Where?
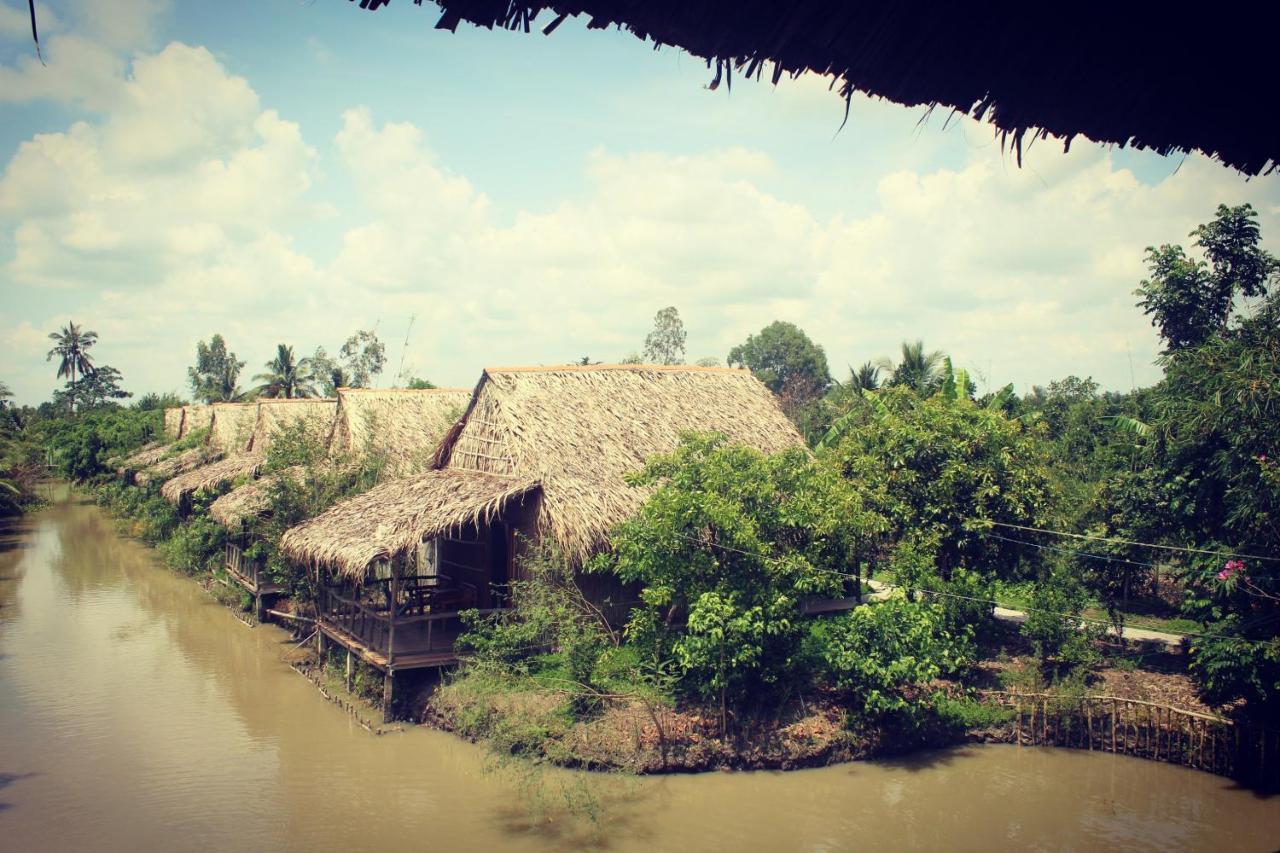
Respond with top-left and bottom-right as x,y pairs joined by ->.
1218,570 -> 1230,580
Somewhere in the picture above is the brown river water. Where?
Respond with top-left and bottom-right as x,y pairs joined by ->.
2,490 -> 1278,852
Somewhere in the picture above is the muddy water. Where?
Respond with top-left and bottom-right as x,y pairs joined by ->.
2,493 -> 1278,853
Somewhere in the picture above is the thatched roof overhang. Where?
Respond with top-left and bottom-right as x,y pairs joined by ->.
280,468 -> 540,579
208,466 -> 307,529
352,1 -> 1277,175
116,442 -> 168,475
160,453 -> 266,505
135,446 -> 218,487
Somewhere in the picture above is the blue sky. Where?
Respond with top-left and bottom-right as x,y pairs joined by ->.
2,0 -> 1277,405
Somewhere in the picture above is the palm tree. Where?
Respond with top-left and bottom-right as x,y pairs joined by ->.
849,361 -> 881,392
46,322 -> 98,414
253,344 -> 316,399
882,340 -> 943,396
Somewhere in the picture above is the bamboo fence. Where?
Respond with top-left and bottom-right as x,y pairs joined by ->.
981,690 -> 1278,790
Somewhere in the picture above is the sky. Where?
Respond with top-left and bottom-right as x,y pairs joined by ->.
2,0 -> 1277,406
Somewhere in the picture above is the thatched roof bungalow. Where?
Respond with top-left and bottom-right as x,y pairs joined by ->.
328,387 -> 471,478
160,399 -> 335,505
208,389 -> 468,530
159,403 -> 261,505
283,364 -> 801,579
280,364 -> 802,671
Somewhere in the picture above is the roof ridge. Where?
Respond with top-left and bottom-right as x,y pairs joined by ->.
483,363 -> 750,376
336,387 -> 470,394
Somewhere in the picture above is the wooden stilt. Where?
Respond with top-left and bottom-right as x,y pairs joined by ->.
345,649 -> 354,693
382,670 -> 394,723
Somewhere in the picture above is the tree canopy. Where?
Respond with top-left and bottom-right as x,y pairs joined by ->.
187,334 -> 245,403
641,306 -> 687,365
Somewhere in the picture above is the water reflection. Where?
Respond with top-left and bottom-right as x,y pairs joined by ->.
0,493 -> 1277,853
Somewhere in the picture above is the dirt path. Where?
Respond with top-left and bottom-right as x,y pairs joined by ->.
865,580 -> 1186,648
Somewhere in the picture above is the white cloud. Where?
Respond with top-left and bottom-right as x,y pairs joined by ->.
2,36 -> 1278,407
0,0 -> 167,110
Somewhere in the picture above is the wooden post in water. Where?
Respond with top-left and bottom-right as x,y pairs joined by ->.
382,670 -> 394,724
345,649 -> 354,693
383,565 -> 398,724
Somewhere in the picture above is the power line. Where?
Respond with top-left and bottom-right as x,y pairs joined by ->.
982,521 -> 1279,565
980,530 -> 1164,570
666,531 -> 1280,650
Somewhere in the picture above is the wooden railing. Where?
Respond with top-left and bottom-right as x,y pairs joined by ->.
225,542 -> 269,591
982,691 -> 1279,790
317,583 -> 504,666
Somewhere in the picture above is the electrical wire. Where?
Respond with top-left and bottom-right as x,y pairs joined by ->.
665,531 -> 1280,650
981,521 -> 1279,564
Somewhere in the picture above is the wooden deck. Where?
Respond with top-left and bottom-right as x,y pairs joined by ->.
316,583 -> 505,673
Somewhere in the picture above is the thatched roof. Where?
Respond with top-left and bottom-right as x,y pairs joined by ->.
159,452 -> 265,505
177,404 -> 213,439
352,2 -> 1277,176
208,402 -> 258,453
115,441 -> 167,476
163,408 -> 184,440
329,387 -> 470,478
282,363 -> 801,576
208,466 -> 306,528
135,446 -> 217,487
248,398 -> 337,453
281,468 -> 539,575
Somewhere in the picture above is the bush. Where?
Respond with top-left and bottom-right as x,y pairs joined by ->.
1021,564 -> 1101,672
811,598 -> 972,725
36,408 -> 162,481
158,515 -> 225,576
598,433 -> 885,712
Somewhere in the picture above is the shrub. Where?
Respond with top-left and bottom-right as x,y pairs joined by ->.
812,598 -> 972,725
598,433 -> 885,712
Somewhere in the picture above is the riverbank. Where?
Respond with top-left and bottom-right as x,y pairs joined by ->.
415,623 -> 1243,776
80,478 -> 1268,787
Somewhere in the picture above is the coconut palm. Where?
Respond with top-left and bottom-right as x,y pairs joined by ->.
849,361 -> 881,392
881,340 -> 943,396
253,344 -> 317,399
46,322 -> 98,414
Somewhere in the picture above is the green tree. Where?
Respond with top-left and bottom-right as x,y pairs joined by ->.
1136,203 -> 1277,353
134,392 -> 185,411
46,321 -> 98,414
827,386 -> 1055,581
53,365 -> 131,411
849,361 -> 881,392
187,334 -> 246,403
727,321 -> 831,401
595,433 -> 884,713
305,346 -> 349,396
641,306 -> 687,365
253,344 -> 317,399
406,377 -> 437,389
882,340 -> 943,396
340,329 -> 387,388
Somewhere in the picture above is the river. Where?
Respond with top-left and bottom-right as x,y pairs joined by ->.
2,491 -> 1277,852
